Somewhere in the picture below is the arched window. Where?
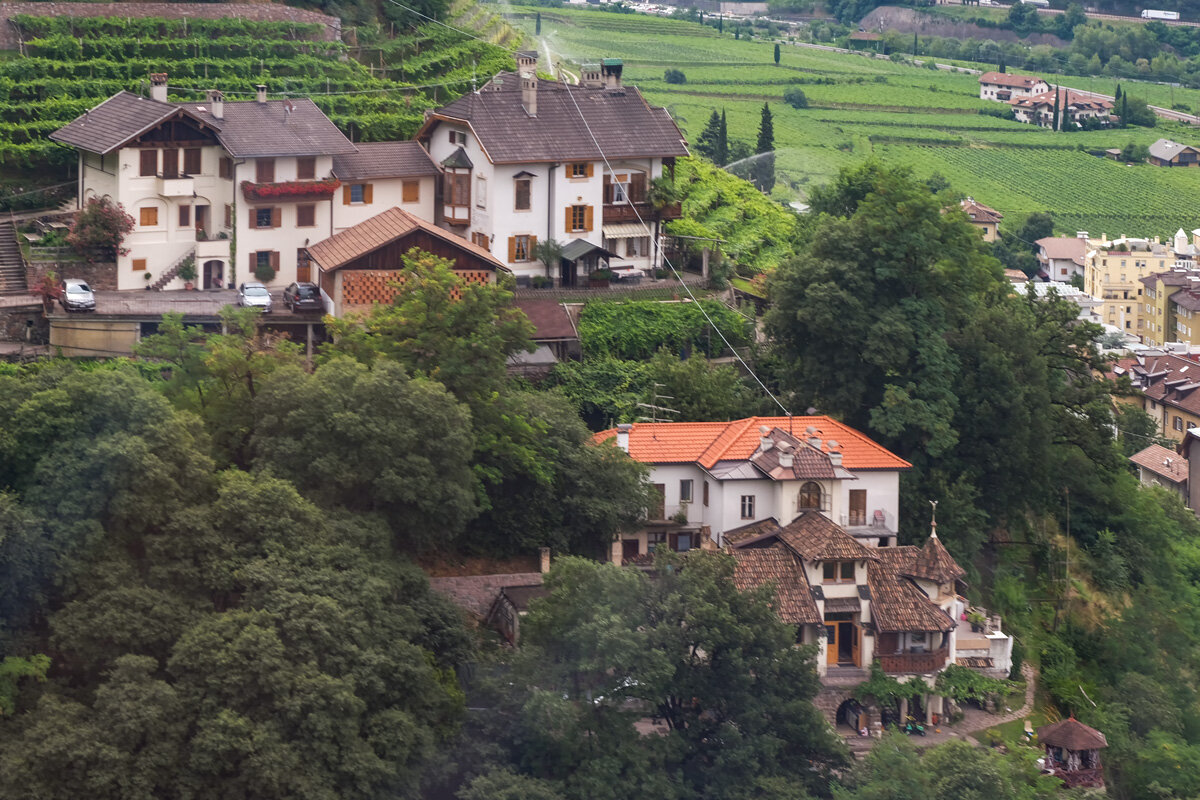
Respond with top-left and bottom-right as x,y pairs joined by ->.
799,481 -> 822,510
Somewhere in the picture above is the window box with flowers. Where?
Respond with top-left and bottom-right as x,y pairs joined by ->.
240,179 -> 340,203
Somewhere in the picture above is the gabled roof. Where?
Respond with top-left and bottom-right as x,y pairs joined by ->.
332,141 -> 439,181
961,198 -> 1002,224
1037,236 -> 1086,261
749,429 -> 841,481
1132,353 -> 1200,416
422,72 -> 690,164
1037,718 -> 1108,750
306,206 -> 506,272
594,416 -> 911,471
1149,138 -> 1200,161
52,91 -> 356,157
777,511 -> 879,563
868,551 -> 956,633
979,72 -> 1045,89
1130,443 -> 1188,484
515,299 -> 577,341
731,544 -> 821,624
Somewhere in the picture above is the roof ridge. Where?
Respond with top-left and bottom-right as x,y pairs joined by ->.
698,417 -> 758,469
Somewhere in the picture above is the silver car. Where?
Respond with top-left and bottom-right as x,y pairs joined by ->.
237,282 -> 273,313
62,278 -> 95,312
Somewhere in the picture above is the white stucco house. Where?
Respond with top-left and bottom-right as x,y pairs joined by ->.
415,53 -> 690,286
977,71 -> 1048,102
51,74 -> 439,291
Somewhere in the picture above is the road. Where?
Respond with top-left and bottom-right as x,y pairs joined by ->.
937,0 -> 1199,28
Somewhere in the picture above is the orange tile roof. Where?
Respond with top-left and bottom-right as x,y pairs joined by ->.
594,416 -> 910,471
1130,443 -> 1188,484
307,206 -> 506,272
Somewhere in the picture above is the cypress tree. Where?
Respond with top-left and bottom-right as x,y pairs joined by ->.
1052,87 -> 1060,131
535,11 -> 541,34
1115,83 -> 1122,103
718,15 -> 723,32
999,53 -> 1005,73
913,32 -> 919,55
718,109 -> 728,166
754,103 -> 775,192
696,110 -> 723,163
774,42 -> 781,65
735,25 -> 740,39
756,102 -> 774,154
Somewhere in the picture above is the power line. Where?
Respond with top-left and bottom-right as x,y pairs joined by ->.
558,74 -> 790,417
380,0 -> 520,53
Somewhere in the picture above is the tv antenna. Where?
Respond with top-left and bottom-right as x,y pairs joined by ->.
637,384 -> 678,423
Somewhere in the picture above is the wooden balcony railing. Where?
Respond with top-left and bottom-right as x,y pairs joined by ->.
602,202 -> 682,225
877,646 -> 949,674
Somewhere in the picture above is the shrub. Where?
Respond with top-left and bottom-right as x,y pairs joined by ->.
664,68 -> 686,84
67,197 -> 133,260
254,262 -> 276,283
783,87 -> 808,109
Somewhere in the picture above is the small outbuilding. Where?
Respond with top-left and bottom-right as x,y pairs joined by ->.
1037,717 -> 1107,789
1148,138 -> 1200,167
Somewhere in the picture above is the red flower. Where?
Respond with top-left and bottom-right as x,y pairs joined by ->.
241,179 -> 341,201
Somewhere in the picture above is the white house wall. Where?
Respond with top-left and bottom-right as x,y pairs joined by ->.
836,471 -> 900,533
80,151 -> 119,207
332,175 -> 436,232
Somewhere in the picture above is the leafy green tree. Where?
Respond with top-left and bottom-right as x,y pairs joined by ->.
66,197 -> 133,260
458,769 -> 565,800
695,110 -> 725,164
784,87 -> 808,109
0,494 -> 51,643
132,311 -> 211,411
518,553 -> 846,799
251,358 -> 479,550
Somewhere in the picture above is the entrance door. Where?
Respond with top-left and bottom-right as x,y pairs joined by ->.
195,205 -> 210,238
651,484 -> 665,520
825,623 -> 839,666
560,258 -> 575,288
202,260 -> 223,290
621,539 -> 640,562
296,248 -> 312,283
849,489 -> 867,526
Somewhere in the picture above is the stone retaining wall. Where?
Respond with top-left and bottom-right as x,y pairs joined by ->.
430,573 -> 544,619
0,2 -> 341,50
0,301 -> 46,343
27,260 -> 118,291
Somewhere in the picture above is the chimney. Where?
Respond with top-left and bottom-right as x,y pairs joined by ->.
581,64 -> 604,89
828,440 -> 843,467
600,58 -> 623,88
540,547 -> 551,574
149,72 -> 168,103
759,424 -> 773,452
256,84 -> 267,104
808,435 -> 821,450
778,446 -> 793,470
520,71 -> 537,117
206,89 -> 224,120
616,423 -> 632,452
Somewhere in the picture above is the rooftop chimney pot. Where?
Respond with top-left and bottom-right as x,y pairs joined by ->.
540,547 -> 551,574
256,84 -> 267,104
149,72 -> 168,103
206,89 -> 224,120
616,423 -> 632,452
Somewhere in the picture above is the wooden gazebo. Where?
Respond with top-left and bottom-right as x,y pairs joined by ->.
1037,717 -> 1107,789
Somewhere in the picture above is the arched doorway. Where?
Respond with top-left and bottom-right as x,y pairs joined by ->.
836,698 -> 869,733
202,260 -> 224,290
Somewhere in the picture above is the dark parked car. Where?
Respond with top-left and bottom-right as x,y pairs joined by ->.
283,282 -> 323,312
62,279 -> 95,312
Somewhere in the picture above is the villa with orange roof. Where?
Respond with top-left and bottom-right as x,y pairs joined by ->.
595,416 -> 910,563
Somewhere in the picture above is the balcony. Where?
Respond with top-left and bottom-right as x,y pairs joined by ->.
602,201 -> 682,225
158,175 -> 195,197
443,203 -> 470,226
240,178 -> 340,203
877,646 -> 949,674
196,238 -> 230,261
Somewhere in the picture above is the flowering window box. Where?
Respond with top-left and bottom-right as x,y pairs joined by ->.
241,178 -> 340,202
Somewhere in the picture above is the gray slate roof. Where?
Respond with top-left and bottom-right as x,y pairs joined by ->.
52,91 -> 356,157
428,72 -> 689,164
332,141 -> 439,181
1149,138 -> 1200,161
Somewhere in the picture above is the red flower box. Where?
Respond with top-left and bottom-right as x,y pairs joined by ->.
241,178 -> 341,202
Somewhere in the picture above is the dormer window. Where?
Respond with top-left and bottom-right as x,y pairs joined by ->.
450,130 -> 467,147
822,561 -> 855,583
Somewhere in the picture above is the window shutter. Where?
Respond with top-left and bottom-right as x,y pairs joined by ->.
249,207 -> 257,228
270,251 -> 280,270
363,184 -> 373,204
343,185 -> 352,205
528,235 -> 537,257
603,175 -> 613,204
271,208 -> 281,228
631,173 -> 647,202
584,205 -> 593,231
249,252 -> 256,271
564,207 -> 572,233
508,236 -> 516,262
585,162 -> 594,178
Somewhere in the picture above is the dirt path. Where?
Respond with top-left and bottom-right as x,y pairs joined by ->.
917,662 -> 1036,747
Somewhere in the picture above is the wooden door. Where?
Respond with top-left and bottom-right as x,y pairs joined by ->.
651,484 -> 665,520
195,205 -> 210,237
296,248 -> 312,283
849,490 -> 867,526
851,623 -> 861,667
825,623 -> 838,666
161,148 -> 179,178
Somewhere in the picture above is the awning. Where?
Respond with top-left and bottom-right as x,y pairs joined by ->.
824,597 -> 861,613
561,239 -> 617,262
603,222 -> 654,238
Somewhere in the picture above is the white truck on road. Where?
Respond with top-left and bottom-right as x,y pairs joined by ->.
1141,9 -> 1181,20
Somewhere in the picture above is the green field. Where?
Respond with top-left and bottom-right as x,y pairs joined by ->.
505,4 -> 1200,236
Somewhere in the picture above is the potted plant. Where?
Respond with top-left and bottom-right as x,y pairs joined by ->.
143,272 -> 152,290
967,610 -> 987,633
177,257 -> 197,290
531,275 -> 552,289
589,267 -> 612,288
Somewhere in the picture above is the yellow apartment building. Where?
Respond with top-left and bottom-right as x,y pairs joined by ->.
1084,229 -> 1198,336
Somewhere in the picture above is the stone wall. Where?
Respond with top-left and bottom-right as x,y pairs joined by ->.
27,261 -> 118,291
0,302 -> 47,344
0,3 -> 341,50
430,573 -> 544,619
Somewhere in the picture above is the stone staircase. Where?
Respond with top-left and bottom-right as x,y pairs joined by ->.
0,220 -> 28,294
150,248 -> 195,291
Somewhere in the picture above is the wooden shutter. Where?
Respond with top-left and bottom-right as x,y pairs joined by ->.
132,258 -> 146,271
343,185 -> 352,205
585,162 -> 594,178
249,252 -> 256,271
271,208 -> 281,228
256,158 -> 274,183
218,157 -> 230,179
402,180 -> 419,203
631,173 -> 647,202
564,207 -> 572,233
270,251 -> 280,269
507,236 -> 516,261
249,207 -> 257,228
224,204 -> 232,228
584,205 -> 593,231
363,184 -> 373,204
140,149 -> 157,177
603,174 -> 613,204
179,204 -> 191,227
528,235 -> 537,256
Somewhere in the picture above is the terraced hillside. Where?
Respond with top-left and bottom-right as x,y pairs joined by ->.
510,4 -> 1200,236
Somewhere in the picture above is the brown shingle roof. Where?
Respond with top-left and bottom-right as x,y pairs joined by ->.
979,71 -> 1045,89
869,549 -> 955,633
749,429 -> 839,481
910,533 -> 966,584
514,299 -> 577,341
1130,443 -> 1188,484
52,91 -> 356,157
961,198 -> 1002,224
1037,718 -> 1108,750
424,73 -> 689,164
332,141 -> 439,180
777,511 -> 879,563
1135,353 -> 1200,416
307,206 -> 506,272
731,544 -> 821,624
1037,236 -> 1087,261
